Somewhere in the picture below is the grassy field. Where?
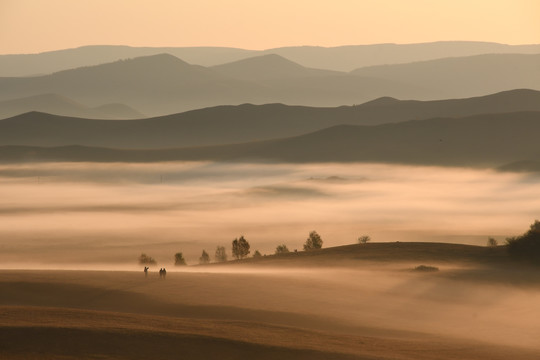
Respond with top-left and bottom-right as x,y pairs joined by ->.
1,242 -> 540,359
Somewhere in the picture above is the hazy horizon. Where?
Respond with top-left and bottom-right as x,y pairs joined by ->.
1,0 -> 539,54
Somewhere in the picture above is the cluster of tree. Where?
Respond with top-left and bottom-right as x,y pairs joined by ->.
506,220 -> 540,264
142,230 -> 331,266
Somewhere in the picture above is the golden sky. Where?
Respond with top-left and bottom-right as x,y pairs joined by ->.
1,0 -> 539,54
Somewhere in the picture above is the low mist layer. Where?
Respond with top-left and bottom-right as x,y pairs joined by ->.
0,162 -> 538,267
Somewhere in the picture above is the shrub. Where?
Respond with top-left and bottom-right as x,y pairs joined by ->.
506,220 -> 540,264
138,253 -> 157,265
358,235 -> 371,244
487,237 -> 498,247
275,244 -> 290,254
253,250 -> 262,258
413,265 -> 439,272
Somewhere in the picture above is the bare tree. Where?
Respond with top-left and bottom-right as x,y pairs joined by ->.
487,237 -> 498,247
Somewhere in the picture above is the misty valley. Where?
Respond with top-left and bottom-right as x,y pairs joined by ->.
0,161 -> 538,268
1,38 -> 540,359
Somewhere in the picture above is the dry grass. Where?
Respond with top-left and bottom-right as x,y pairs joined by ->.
1,257 -> 540,359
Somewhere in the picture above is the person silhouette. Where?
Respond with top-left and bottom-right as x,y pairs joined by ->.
144,266 -> 148,277
162,268 -> 166,279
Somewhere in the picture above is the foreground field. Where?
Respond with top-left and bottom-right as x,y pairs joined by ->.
1,257 -> 539,359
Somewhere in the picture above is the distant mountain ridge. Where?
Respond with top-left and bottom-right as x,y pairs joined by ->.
0,93 -> 143,120
1,89 -> 539,149
1,111 -> 538,168
1,41 -> 540,76
211,54 -> 343,80
1,51 -> 539,116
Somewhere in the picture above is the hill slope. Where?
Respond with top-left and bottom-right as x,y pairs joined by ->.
1,111 -> 538,167
351,54 -> 540,99
2,52 -> 539,115
2,41 -> 540,76
0,90 -> 538,149
211,54 -> 342,80
0,94 -> 143,120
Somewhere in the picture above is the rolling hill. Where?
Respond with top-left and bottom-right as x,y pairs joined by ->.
351,54 -> 540,99
1,41 -> 539,77
0,89 -> 539,149
1,111 -> 538,167
1,51 -> 539,115
211,54 -> 343,80
0,94 -> 143,120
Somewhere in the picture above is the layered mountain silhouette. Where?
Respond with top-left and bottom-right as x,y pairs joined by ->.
1,51 -> 539,116
1,89 -> 538,149
211,54 -> 342,80
2,41 -> 540,76
351,54 -> 540,99
1,112 -> 538,168
0,94 -> 143,120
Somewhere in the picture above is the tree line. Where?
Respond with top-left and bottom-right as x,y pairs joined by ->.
139,230 -> 339,266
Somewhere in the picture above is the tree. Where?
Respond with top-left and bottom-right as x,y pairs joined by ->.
506,220 -> 540,264
253,250 -> 262,258
199,250 -> 210,264
487,237 -> 498,247
174,252 -> 186,266
303,231 -> 323,251
232,235 -> 250,259
358,235 -> 371,244
215,246 -> 228,263
275,244 -> 290,254
139,253 -> 157,265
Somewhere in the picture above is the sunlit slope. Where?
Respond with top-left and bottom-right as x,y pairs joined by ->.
0,89 -> 539,148
1,111 -> 538,167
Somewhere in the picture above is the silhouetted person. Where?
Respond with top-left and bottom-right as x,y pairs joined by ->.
159,268 -> 163,278
162,268 -> 167,279
144,266 -> 148,277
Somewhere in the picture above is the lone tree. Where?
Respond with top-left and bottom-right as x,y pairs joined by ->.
199,250 -> 210,264
303,231 -> 323,251
275,244 -> 290,254
506,220 -> 540,264
139,253 -> 157,265
358,235 -> 371,244
174,252 -> 187,266
232,236 -> 250,259
487,237 -> 498,247
215,246 -> 228,263
253,250 -> 262,258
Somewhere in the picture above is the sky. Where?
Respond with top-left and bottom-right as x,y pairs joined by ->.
1,0 -> 539,54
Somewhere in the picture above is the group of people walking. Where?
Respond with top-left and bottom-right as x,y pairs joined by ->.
143,266 -> 166,278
